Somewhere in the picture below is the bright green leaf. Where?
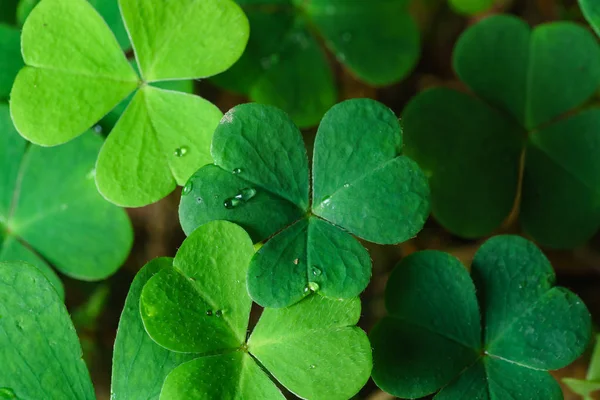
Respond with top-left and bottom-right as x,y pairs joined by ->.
0,24 -> 22,99
96,85 -> 221,207
16,0 -> 131,49
580,0 -> 600,37
0,261 -> 95,400
180,100 -> 430,307
0,104 -> 132,286
403,15 -> 600,247
371,235 -> 591,399
10,0 -> 138,146
212,0 -> 419,127
563,335 -> 600,400
112,257 -> 197,400
119,0 -> 249,81
139,220 -> 372,399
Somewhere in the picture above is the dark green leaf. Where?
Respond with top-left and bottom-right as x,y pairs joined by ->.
181,100 -> 430,307
112,257 -> 197,400
580,0 -> 600,37
0,104 -> 132,286
0,261 -> 94,400
404,15 -> 600,247
371,235 -> 591,399
0,24 -> 22,99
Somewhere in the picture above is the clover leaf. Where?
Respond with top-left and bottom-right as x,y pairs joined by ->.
16,0 -> 130,49
211,0 -> 420,127
564,334 -> 600,400
0,261 -> 95,399
0,103 -> 132,298
10,0 -> 249,207
403,15 -> 600,248
179,99 -> 430,308
371,235 -> 592,399
580,0 -> 600,37
0,23 -> 22,99
137,220 -> 372,399
112,257 -> 197,400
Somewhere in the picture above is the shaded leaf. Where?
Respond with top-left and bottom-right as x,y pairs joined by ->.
0,24 -> 22,99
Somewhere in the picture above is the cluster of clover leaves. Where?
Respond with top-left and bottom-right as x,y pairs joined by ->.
210,0 -> 420,128
0,0 -> 598,399
403,14 -> 600,249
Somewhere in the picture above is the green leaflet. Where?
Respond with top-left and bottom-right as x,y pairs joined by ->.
0,261 -> 95,400
0,24 -> 22,99
10,0 -> 249,207
0,104 -> 132,296
403,15 -> 600,248
112,258 -> 197,400
371,235 -> 591,399
180,100 -> 430,307
563,335 -> 600,400
139,220 -> 372,400
580,0 -> 600,37
16,0 -> 131,49
211,0 -> 419,127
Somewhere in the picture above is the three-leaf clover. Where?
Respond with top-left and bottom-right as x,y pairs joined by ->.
403,15 -> 600,248
179,99 -> 430,308
0,261 -> 95,399
580,0 -> 600,37
0,104 -> 132,298
211,0 -> 420,128
563,334 -> 600,400
10,0 -> 249,206
139,220 -> 372,400
371,235 -> 592,399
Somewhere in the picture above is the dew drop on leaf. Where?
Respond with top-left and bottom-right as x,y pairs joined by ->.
232,168 -> 242,175
309,364 -> 316,370
215,310 -> 223,317
182,181 -> 193,195
206,310 -> 213,316
293,258 -> 299,265
0,388 -> 16,399
224,197 -> 241,209
93,124 -> 103,134
307,282 -> 320,292
224,188 -> 257,209
174,146 -> 188,157
311,266 -> 322,276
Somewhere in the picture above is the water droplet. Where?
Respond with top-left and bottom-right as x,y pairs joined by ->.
196,197 -> 203,204
293,258 -> 299,265
0,388 -> 16,399
224,197 -> 242,209
215,310 -> 223,317
93,125 -> 103,134
206,310 -> 213,316
174,146 -> 188,157
321,196 -> 331,206
343,183 -> 350,188
224,188 -> 257,209
182,181 -> 193,195
232,168 -> 242,175
303,286 -> 310,294
342,32 -> 352,42
311,266 -> 322,276
307,282 -> 320,292
309,364 -> 316,369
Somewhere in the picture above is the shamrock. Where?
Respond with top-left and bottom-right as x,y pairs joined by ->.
179,99 -> 430,308
403,15 -> 600,248
10,0 -> 249,206
0,104 -> 132,298
0,261 -> 95,400
211,0 -> 420,127
563,334 -> 600,400
138,220 -> 372,400
371,235 -> 592,399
